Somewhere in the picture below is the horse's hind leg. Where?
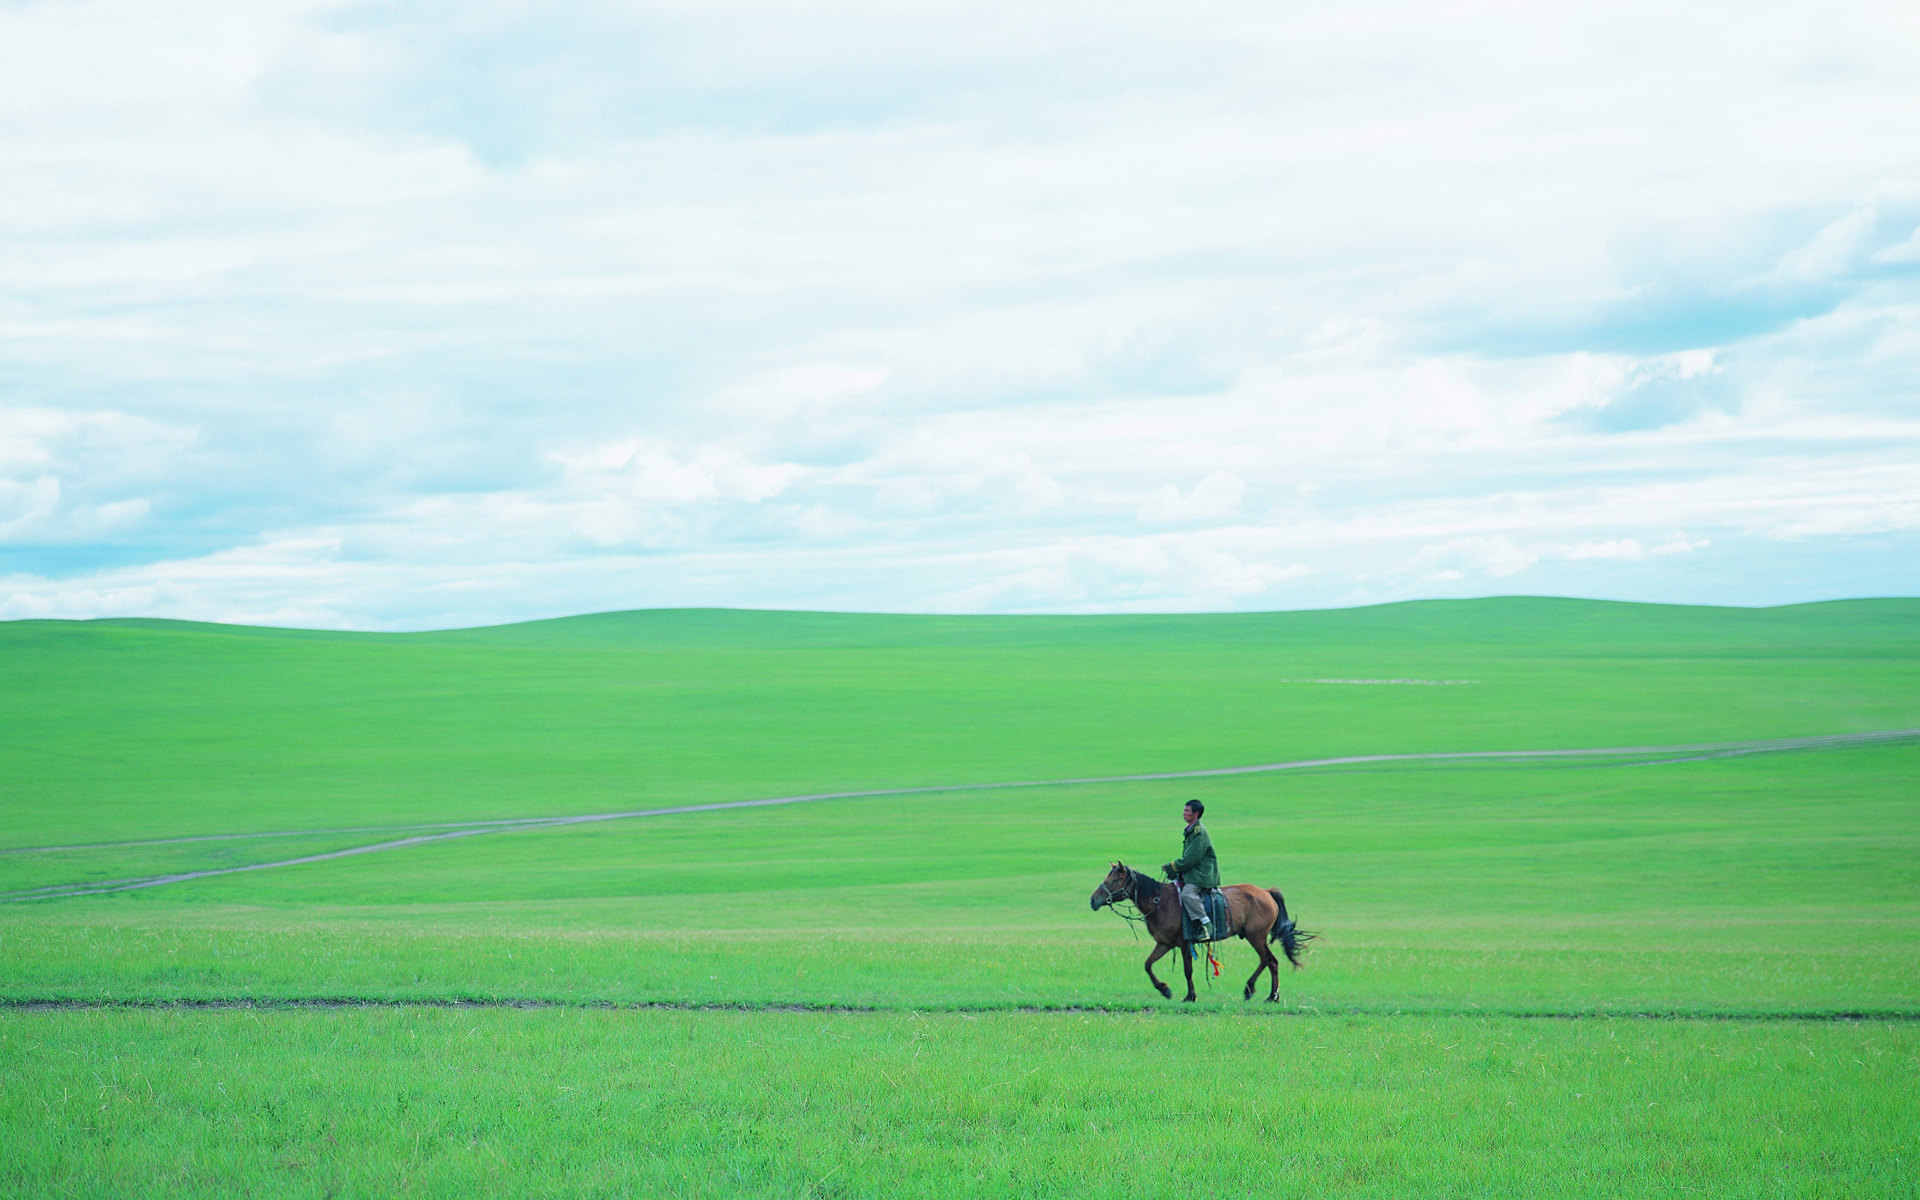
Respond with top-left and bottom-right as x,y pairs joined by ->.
1242,939 -> 1265,1001
1181,943 -> 1197,1002
1144,943 -> 1174,1000
1242,912 -> 1271,1000
1256,908 -> 1283,1001
1242,929 -> 1280,1002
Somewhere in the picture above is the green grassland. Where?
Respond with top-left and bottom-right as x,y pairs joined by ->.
7,1009 -> 1915,1200
3,598 -> 1918,1196
5,750 -> 1918,1016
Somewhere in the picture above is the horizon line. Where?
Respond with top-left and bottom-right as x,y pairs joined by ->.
3,591 -> 1917,637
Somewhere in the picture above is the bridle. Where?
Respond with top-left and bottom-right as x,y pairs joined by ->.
1095,864 -> 1163,915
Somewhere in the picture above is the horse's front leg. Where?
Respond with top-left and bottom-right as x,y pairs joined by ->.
1181,942 -> 1197,1002
1143,942 -> 1174,999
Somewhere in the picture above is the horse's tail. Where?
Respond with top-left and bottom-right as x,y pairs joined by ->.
1266,888 -> 1317,969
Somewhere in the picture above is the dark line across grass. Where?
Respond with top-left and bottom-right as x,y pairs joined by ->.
6,996 -> 1917,1021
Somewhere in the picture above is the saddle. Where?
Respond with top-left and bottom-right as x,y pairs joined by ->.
1181,888 -> 1231,944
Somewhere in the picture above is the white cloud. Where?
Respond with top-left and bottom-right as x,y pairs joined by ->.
1764,181 -> 1920,286
0,407 -> 191,544
1138,472 -> 1246,523
1408,536 -> 1538,581
932,533 -> 1313,614
713,365 -> 891,419
0,0 -> 1917,624
1561,538 -> 1649,561
0,475 -> 60,538
1764,499 -> 1920,540
1557,533 -> 1708,562
1877,228 -> 1920,266
552,439 -> 806,507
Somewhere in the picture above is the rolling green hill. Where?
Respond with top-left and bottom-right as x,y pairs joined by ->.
5,597 -> 1916,849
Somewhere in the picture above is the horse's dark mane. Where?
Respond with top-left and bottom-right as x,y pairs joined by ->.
1123,865 -> 1163,906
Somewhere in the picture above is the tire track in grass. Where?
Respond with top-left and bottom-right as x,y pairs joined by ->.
6,728 -> 1917,902
0,816 -> 568,857
2,996 -> 1916,1021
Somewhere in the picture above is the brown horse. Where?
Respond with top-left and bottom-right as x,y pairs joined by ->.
1089,861 -> 1314,1002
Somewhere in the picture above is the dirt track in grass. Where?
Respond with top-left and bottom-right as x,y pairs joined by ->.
5,996 -> 1919,1020
7,725 -> 1917,904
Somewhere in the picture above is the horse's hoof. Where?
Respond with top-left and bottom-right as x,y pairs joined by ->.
1243,986 -> 1255,1000
1155,983 -> 1172,999
1183,995 -> 1196,1003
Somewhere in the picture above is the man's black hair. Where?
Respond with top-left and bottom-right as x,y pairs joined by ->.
1185,799 -> 1204,816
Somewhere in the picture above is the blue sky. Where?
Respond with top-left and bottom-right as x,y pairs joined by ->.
2,0 -> 1917,629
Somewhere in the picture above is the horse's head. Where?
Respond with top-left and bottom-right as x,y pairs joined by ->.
1090,860 -> 1132,911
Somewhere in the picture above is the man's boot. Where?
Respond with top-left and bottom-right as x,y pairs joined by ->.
1199,920 -> 1213,942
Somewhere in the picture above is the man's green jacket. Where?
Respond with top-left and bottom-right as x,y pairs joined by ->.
1170,821 -> 1220,888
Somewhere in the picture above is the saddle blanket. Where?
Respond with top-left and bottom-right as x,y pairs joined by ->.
1181,888 -> 1231,944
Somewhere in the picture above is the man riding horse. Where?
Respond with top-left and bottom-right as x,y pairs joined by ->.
1090,799 -> 1314,1002
1163,798 -> 1219,942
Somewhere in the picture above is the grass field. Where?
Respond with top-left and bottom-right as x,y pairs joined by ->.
8,1009 -> 1915,1199
3,598 -> 1917,1196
